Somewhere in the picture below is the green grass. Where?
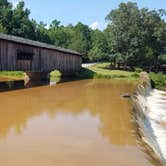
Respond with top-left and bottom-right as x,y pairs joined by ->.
76,63 -> 140,81
50,70 -> 62,78
0,71 -> 25,80
1,64 -> 165,91
0,70 -> 62,80
50,70 -> 62,83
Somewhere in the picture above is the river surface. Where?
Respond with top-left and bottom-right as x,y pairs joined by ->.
0,79 -> 160,166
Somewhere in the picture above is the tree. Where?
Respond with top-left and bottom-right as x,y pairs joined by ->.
12,1 -> 36,39
68,22 -> 92,61
88,30 -> 109,61
35,21 -> 51,43
140,9 -> 166,70
50,19 -> 61,29
106,2 -> 143,67
0,23 -> 7,33
48,20 -> 72,48
105,2 -> 166,69
0,0 -> 13,33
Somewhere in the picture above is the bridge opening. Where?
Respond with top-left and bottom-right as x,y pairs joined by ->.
17,51 -> 34,60
16,51 -> 34,71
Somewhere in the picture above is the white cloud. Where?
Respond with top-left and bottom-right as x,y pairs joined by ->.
90,21 -> 100,30
45,24 -> 50,29
89,21 -> 108,30
9,0 -> 20,8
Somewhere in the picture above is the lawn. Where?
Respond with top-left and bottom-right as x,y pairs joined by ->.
0,71 -> 25,80
1,63 -> 165,90
76,63 -> 140,81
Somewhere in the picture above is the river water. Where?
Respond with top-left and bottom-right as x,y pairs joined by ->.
0,79 -> 161,166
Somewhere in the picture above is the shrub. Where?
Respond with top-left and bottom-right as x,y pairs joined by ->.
131,72 -> 140,78
150,72 -> 166,90
135,67 -> 143,73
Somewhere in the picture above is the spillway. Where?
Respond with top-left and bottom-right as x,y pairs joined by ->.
132,73 -> 166,165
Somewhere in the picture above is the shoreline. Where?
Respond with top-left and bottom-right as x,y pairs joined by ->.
0,63 -> 165,90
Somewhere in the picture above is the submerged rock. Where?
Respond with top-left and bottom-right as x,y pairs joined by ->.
120,93 -> 131,98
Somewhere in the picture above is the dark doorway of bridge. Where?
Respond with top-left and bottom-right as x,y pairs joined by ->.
16,51 -> 33,71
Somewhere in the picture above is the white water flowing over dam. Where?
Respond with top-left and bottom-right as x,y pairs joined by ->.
132,73 -> 166,165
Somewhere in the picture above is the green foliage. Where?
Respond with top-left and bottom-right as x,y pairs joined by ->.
158,54 -> 166,64
50,70 -> 62,77
150,72 -> 166,90
88,30 -> 109,62
88,47 -> 107,62
50,70 -> 62,83
0,23 -> 7,33
135,67 -> 143,73
131,72 -> 140,78
0,0 -> 13,33
115,53 -> 125,65
0,0 -> 166,69
35,21 -> 51,43
76,63 -> 139,81
68,22 -> 92,61
106,2 -> 143,65
106,2 -> 166,69
0,71 -> 24,78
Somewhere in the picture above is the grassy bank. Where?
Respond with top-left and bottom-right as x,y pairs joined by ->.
150,72 -> 166,90
0,63 -> 139,82
0,71 -> 25,80
0,63 -> 165,90
77,63 -> 166,90
76,63 -> 140,81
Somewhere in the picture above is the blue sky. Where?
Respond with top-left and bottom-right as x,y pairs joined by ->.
10,0 -> 166,30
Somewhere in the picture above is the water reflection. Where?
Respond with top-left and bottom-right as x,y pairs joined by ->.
0,80 -> 25,92
0,76 -> 70,92
0,79 -> 135,144
0,79 -> 155,166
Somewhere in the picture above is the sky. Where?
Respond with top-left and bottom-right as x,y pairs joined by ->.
9,0 -> 166,30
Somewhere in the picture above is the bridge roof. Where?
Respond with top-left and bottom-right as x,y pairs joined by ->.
0,33 -> 81,56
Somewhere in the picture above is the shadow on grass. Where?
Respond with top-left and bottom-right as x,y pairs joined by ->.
99,66 -> 135,72
74,68 -> 139,80
74,68 -> 96,79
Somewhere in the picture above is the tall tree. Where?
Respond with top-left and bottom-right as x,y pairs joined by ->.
12,1 -> 36,39
88,30 -> 109,61
48,20 -> 72,48
0,0 -> 13,33
106,2 -> 166,69
140,9 -> 166,70
68,22 -> 92,61
106,2 -> 143,67
35,21 -> 51,43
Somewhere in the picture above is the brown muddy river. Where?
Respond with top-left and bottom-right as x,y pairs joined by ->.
0,79 -> 159,166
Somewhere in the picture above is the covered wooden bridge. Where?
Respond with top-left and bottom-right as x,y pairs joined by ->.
0,33 -> 82,79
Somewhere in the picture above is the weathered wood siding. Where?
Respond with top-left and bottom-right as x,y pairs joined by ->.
0,40 -> 82,73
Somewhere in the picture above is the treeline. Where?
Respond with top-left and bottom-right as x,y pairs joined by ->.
0,0 -> 109,62
106,2 -> 166,71
0,0 -> 166,70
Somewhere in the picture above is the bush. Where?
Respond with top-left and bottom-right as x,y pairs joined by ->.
150,72 -> 166,90
50,70 -> 61,77
135,67 -> 143,73
131,72 -> 140,78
